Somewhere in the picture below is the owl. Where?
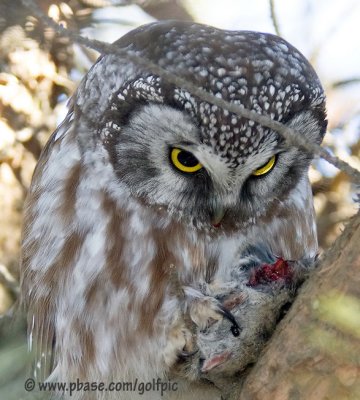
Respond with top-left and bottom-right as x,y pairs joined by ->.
20,21 -> 327,400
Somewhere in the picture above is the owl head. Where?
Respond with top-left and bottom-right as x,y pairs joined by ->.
74,21 -> 327,231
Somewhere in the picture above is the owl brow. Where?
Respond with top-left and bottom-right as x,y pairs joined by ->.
22,0 -> 360,185
174,141 -> 199,149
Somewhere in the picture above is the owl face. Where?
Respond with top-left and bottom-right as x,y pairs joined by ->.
76,21 -> 327,231
108,103 -> 322,231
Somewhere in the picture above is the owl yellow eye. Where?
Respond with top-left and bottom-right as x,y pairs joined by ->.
170,148 -> 203,173
252,155 -> 276,176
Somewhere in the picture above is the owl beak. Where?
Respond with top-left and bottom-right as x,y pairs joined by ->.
211,205 -> 226,227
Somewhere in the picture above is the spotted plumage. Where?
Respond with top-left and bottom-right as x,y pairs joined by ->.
21,21 -> 326,400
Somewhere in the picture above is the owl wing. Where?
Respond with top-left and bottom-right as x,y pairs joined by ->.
21,109 -> 75,381
27,309 -> 56,382
22,205 -> 57,382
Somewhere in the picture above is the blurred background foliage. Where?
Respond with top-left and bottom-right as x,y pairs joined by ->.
0,0 -> 359,398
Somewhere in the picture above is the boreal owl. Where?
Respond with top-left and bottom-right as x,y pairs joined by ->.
21,21 -> 327,400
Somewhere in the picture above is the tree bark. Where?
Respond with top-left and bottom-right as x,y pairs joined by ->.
236,210 -> 360,400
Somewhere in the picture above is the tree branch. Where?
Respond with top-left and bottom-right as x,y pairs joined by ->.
269,0 -> 281,37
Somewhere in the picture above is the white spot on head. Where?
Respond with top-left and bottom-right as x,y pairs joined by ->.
217,68 -> 226,77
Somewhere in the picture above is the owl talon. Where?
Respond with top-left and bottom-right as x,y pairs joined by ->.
217,305 -> 241,337
188,295 -> 240,337
177,348 -> 199,361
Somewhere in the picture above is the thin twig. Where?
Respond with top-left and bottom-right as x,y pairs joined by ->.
21,0 -> 360,184
331,78 -> 360,89
269,0 -> 281,37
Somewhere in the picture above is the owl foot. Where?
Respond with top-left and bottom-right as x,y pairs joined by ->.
193,249 -> 317,384
169,295 -> 241,382
164,318 -> 196,368
188,295 -> 240,336
247,257 -> 293,287
195,293 -> 247,374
